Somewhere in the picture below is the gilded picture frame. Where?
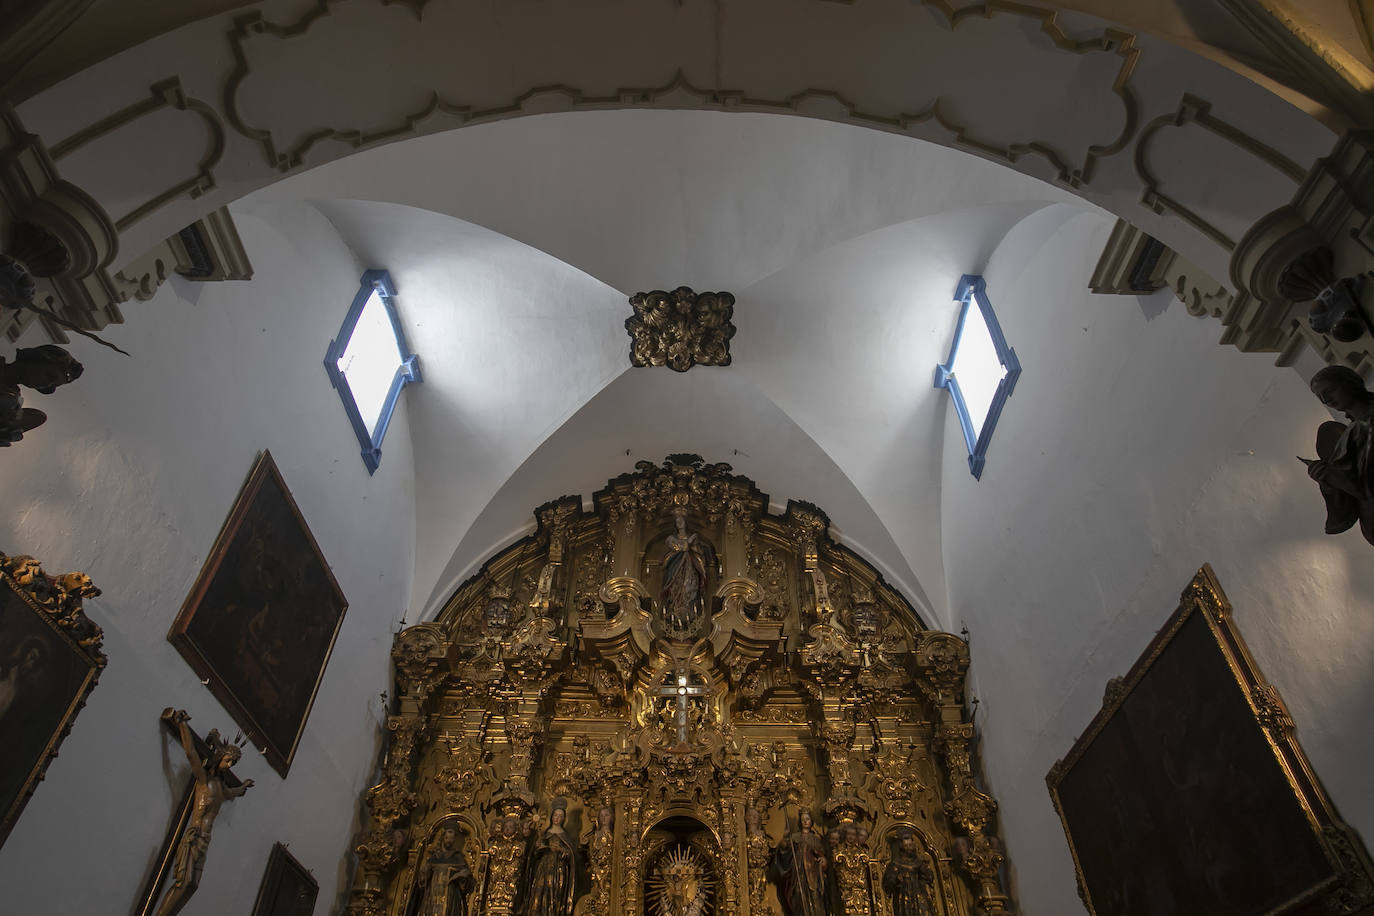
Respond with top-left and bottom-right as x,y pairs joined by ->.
168,450 -> 348,777
251,842 -> 319,916
0,551 -> 105,850
1047,564 -> 1374,915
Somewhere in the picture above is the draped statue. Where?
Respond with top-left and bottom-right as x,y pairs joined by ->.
416,825 -> 474,916
660,514 -> 714,638
881,828 -> 936,916
520,799 -> 576,916
771,809 -> 832,916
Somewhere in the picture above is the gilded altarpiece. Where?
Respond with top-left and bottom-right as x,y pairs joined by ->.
345,456 -> 1013,916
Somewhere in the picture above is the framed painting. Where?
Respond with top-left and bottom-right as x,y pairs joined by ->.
1047,564 -> 1374,916
0,551 -> 105,850
251,842 -> 319,916
169,450 -> 347,777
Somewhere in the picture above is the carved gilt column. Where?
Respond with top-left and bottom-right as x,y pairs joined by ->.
915,633 -> 1012,916
346,625 -> 450,916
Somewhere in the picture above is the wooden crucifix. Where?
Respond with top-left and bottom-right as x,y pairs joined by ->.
133,708 -> 253,916
654,667 -> 710,747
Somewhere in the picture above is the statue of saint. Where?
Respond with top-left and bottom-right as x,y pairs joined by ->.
0,344 -> 82,445
770,808 -> 832,916
745,807 -> 773,913
520,798 -> 577,916
881,828 -> 936,916
155,709 -> 253,916
416,824 -> 474,916
831,822 -> 873,916
660,514 -> 713,638
1302,365 -> 1374,545
586,806 -> 615,912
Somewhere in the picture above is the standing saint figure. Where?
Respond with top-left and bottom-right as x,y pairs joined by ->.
416,824 -> 474,916
587,805 -> 615,913
770,808 -> 832,916
881,828 -> 936,916
660,514 -> 713,638
155,709 -> 253,916
520,798 -> 577,916
1303,365 -> 1374,545
745,807 -> 774,914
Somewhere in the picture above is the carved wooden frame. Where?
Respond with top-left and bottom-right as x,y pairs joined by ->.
1047,564 -> 1374,915
0,552 -> 105,850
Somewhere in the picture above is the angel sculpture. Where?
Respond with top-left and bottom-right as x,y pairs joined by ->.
1302,365 -> 1374,546
0,345 -> 82,446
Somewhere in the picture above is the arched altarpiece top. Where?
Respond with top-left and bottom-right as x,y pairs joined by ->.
346,456 -> 1011,916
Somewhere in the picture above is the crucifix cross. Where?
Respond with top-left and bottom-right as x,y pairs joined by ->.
654,667 -> 710,746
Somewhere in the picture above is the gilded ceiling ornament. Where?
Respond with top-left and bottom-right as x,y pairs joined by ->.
625,287 -> 736,372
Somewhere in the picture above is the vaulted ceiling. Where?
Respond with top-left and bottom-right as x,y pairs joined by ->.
241,109 -> 1086,624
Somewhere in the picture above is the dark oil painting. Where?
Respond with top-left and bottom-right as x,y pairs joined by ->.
1048,566 -> 1354,916
169,451 -> 347,777
251,842 -> 319,916
0,567 -> 102,848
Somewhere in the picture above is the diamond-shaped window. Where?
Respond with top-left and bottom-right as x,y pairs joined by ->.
324,269 -> 421,474
934,275 -> 1021,479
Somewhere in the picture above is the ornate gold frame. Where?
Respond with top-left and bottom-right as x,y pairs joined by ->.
1047,564 -> 1374,915
0,552 -> 105,850
167,450 -> 348,777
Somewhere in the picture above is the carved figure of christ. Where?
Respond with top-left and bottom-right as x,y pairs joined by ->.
654,668 -> 709,746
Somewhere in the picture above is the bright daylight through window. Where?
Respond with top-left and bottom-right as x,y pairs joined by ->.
934,275 -> 1021,479
324,269 -> 421,474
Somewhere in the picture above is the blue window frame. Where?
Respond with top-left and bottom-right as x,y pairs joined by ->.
934,275 -> 1021,479
324,269 -> 421,474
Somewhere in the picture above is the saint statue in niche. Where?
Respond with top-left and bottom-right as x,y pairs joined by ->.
520,798 -> 576,916
646,843 -> 715,916
659,514 -> 714,639
587,806 -> 615,910
1302,365 -> 1374,546
770,808 -> 833,916
881,827 -> 936,916
415,824 -> 474,916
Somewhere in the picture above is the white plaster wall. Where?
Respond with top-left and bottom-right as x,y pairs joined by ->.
939,209 -> 1374,915
0,200 -> 417,914
437,367 -> 932,626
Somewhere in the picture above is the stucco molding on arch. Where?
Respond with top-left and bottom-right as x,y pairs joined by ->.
7,0 -> 1330,279
3,0 -> 1353,373
1134,93 -> 1307,252
48,77 -> 225,232
218,0 -> 1141,186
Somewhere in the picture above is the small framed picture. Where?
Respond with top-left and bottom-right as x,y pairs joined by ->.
251,842 -> 318,916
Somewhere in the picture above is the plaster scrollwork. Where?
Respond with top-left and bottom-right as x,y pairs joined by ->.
915,0 -> 1141,186
48,77 -> 226,232
219,0 -> 1141,189
1133,93 -> 1306,251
